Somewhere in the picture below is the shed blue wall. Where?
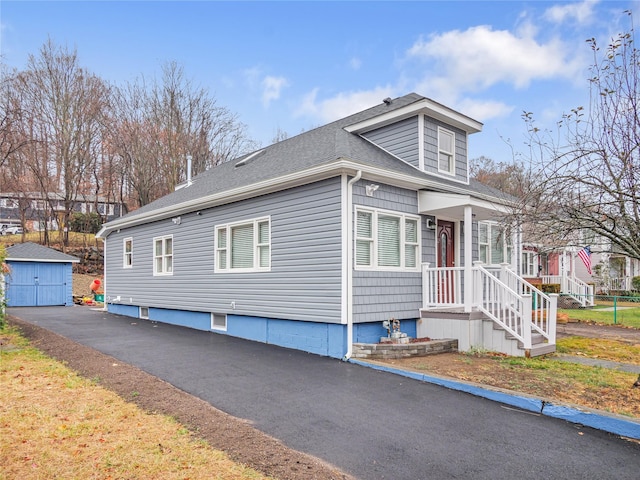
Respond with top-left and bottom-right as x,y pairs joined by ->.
5,261 -> 73,307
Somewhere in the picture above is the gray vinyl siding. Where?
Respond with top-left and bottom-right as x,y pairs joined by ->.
104,177 -> 343,324
423,117 -> 469,182
361,116 -> 419,168
352,182 -> 429,323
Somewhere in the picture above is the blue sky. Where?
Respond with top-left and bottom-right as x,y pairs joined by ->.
1,0 -> 638,161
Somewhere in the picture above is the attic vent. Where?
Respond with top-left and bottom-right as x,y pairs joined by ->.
383,97 -> 392,105
235,149 -> 265,168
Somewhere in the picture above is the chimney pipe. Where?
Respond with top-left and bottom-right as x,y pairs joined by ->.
187,155 -> 192,186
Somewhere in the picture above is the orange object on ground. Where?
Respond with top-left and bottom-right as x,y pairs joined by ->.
90,279 -> 102,292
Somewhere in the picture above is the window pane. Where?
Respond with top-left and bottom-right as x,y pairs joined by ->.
405,219 -> 417,243
125,240 -> 132,253
378,215 -> 400,267
491,227 -> 504,264
166,255 -> 173,273
156,257 -> 163,273
405,245 -> 417,268
164,238 -> 172,255
479,223 -> 488,244
155,239 -> 162,256
217,228 -> 227,249
258,221 -> 269,244
259,245 -> 269,268
231,224 -> 253,268
439,129 -> 454,152
357,211 -> 372,237
356,239 -> 372,266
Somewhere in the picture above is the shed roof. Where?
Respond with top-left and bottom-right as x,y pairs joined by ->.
5,242 -> 80,263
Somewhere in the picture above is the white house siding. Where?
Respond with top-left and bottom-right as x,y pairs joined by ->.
352,182 -> 431,323
104,177 -> 344,324
423,117 -> 469,182
361,116 -> 420,168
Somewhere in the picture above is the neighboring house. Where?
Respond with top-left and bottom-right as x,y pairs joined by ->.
97,93 -> 557,359
534,230 -> 640,305
0,192 -> 124,231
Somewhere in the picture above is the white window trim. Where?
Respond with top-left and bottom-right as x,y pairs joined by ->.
354,207 -> 421,272
437,126 -> 456,176
478,221 -> 512,266
139,306 -> 149,319
521,250 -> 539,277
123,237 -> 133,269
211,312 -> 227,331
215,216 -> 271,273
153,235 -> 174,276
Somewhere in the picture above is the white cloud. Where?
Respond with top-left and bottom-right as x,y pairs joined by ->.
295,87 -> 396,123
455,98 -> 514,122
544,0 -> 599,25
407,25 -> 583,92
349,57 -> 362,70
261,75 -> 289,108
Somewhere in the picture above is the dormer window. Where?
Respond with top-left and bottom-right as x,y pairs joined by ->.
438,127 -> 455,175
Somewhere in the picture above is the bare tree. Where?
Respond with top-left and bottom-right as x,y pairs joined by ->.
108,61 -> 258,208
12,40 -> 110,246
0,67 -> 30,171
517,14 -> 640,260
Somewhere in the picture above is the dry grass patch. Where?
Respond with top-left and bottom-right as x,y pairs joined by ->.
376,340 -> 640,419
0,329 -> 272,480
557,337 -> 640,364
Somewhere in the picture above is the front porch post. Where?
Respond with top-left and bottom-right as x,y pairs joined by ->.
464,205 -> 473,312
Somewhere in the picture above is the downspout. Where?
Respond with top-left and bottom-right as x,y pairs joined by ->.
100,235 -> 107,312
343,170 -> 362,361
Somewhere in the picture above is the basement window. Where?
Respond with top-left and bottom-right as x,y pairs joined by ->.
139,307 -> 149,319
211,313 -> 227,331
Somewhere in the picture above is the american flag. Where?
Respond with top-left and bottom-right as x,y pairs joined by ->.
578,246 -> 592,274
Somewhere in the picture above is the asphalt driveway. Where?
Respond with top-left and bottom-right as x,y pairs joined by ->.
7,306 -> 640,479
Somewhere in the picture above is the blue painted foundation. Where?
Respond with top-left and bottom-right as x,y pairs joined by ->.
106,303 -> 416,359
354,319 -> 417,343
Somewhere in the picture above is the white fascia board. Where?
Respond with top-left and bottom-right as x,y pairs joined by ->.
344,99 -> 483,135
98,160 -> 365,237
7,257 -> 80,263
97,159 -> 508,238
419,191 -> 512,216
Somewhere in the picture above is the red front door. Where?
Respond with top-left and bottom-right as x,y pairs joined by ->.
437,220 -> 455,303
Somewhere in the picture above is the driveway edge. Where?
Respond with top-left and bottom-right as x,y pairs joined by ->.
349,359 -> 640,440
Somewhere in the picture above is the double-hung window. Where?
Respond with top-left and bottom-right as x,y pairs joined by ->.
355,208 -> 420,270
478,221 -> 512,265
123,237 -> 133,268
437,127 -> 455,175
215,217 -> 270,272
153,235 -> 173,275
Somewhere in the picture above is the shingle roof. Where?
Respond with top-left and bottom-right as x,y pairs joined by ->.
103,93 -> 516,230
5,242 -> 80,263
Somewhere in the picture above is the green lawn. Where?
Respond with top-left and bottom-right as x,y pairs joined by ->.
560,305 -> 640,328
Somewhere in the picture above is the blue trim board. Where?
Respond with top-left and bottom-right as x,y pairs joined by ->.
351,360 -> 640,440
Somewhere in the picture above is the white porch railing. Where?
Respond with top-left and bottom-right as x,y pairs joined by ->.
423,262 -> 557,349
541,274 -> 595,307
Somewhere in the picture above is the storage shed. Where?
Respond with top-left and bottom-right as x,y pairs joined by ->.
3,242 -> 79,307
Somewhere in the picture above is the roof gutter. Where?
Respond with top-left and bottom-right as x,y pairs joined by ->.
97,159 -> 514,239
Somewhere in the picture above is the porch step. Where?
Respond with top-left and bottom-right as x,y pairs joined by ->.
526,343 -> 557,357
485,319 -> 556,357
